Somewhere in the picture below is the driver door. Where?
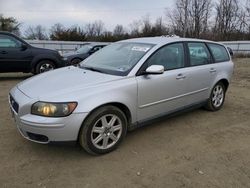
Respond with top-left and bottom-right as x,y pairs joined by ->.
0,34 -> 32,72
136,42 -> 189,122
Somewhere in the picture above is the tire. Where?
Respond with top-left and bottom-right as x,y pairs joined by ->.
205,82 -> 226,111
79,105 -> 127,155
35,60 -> 55,74
71,58 -> 82,66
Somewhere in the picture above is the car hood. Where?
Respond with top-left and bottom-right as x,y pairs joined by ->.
31,46 -> 59,54
62,52 -> 76,57
17,66 -> 121,99
63,52 -> 87,58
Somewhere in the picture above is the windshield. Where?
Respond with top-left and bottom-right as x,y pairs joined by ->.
80,42 -> 154,76
76,44 -> 93,53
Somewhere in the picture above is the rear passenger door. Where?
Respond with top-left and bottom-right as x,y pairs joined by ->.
184,42 -> 215,106
206,42 -> 232,87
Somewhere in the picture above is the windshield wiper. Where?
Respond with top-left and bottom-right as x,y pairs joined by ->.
82,66 -> 104,73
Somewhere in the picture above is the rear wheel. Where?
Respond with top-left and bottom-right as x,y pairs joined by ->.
35,60 -> 55,74
79,106 -> 127,155
205,82 -> 226,111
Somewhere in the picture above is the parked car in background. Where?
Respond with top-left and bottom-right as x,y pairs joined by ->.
227,47 -> 234,56
0,31 -> 65,74
9,37 -> 234,155
62,43 -> 109,65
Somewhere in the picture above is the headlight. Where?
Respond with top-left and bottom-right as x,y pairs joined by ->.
31,102 -> 77,117
63,57 -> 68,61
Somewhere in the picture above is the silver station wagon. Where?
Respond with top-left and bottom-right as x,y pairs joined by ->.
9,37 -> 234,154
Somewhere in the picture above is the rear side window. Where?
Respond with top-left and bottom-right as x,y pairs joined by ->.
188,42 -> 211,66
207,43 -> 230,62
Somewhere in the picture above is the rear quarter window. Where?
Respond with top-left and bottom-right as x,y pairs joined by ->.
207,43 -> 230,63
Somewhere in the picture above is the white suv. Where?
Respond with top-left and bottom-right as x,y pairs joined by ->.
9,37 -> 234,155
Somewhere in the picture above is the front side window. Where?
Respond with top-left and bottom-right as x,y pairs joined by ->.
0,34 -> 22,48
80,42 -> 154,76
146,43 -> 185,70
207,43 -> 230,62
188,42 -> 211,66
76,45 -> 93,53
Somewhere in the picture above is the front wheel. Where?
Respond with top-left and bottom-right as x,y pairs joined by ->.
205,82 -> 226,111
35,60 -> 55,74
79,106 -> 127,155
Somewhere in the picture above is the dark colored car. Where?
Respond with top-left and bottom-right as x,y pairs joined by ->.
227,47 -> 234,57
0,31 -> 65,74
63,43 -> 109,65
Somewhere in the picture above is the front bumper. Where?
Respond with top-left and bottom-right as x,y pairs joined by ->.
9,87 -> 88,144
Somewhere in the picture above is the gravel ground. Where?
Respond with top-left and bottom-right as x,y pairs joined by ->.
0,58 -> 250,188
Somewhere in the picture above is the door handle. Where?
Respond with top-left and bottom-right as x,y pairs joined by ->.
0,51 -> 8,54
210,68 -> 217,73
176,73 -> 186,80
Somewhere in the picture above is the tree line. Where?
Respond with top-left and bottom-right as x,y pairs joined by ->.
1,0 -> 250,42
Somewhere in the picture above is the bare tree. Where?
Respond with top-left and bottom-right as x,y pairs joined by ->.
50,23 -> 65,40
183,0 -> 188,37
151,17 -> 169,36
244,0 -> 250,35
167,0 -> 212,38
129,20 -> 142,37
85,20 -> 105,38
25,25 -> 48,40
141,14 -> 152,36
166,0 -> 191,37
50,23 -> 86,41
189,0 -> 212,38
214,0 -> 242,40
113,24 -> 126,37
94,20 -> 105,37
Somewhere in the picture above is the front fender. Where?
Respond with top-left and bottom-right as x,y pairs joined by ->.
31,54 -> 61,69
76,78 -> 138,123
41,77 -> 138,124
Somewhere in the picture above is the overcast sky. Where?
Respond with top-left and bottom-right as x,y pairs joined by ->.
0,0 -> 174,32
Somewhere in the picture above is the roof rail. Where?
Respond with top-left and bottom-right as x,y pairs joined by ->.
160,35 -> 180,38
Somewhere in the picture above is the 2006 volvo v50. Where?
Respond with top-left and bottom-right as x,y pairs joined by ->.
9,37 -> 234,155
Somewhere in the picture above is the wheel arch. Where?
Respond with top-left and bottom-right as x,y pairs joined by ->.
77,102 -> 132,141
83,102 -> 131,126
31,55 -> 60,71
217,78 -> 229,91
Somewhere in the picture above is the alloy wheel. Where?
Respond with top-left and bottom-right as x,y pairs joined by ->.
91,114 -> 122,150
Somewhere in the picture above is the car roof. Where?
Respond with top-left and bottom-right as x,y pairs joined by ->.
119,36 -> 221,46
0,31 -> 16,36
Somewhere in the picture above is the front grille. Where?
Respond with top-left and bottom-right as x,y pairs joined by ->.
9,95 -> 19,113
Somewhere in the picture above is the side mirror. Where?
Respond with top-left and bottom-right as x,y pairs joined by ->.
145,65 -> 164,74
89,49 -> 95,55
21,43 -> 28,51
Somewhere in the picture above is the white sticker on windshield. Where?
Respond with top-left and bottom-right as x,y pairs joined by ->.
131,46 -> 150,52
